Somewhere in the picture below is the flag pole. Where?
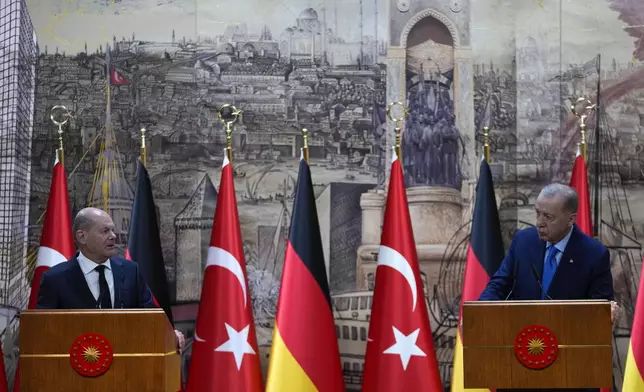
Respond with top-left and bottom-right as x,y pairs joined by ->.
483,126 -> 490,163
301,128 -> 310,164
140,127 -> 147,167
50,105 -> 70,167
218,104 -> 242,163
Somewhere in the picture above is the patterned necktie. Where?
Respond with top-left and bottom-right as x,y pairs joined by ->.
95,265 -> 112,309
541,246 -> 559,299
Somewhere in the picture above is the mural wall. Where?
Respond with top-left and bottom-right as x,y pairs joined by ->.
23,0 -> 644,390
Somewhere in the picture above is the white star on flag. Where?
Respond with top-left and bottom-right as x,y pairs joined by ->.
382,326 -> 426,370
215,323 -> 256,370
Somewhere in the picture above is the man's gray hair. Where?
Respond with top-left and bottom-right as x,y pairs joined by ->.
72,207 -> 100,234
538,183 -> 578,213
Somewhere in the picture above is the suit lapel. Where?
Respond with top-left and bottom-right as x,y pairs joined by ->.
111,258 -> 126,308
66,255 -> 97,308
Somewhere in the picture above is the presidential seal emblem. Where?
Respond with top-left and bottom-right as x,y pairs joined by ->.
69,333 -> 114,377
514,325 -> 558,370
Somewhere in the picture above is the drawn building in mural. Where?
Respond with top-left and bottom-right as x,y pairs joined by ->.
8,0 -> 644,390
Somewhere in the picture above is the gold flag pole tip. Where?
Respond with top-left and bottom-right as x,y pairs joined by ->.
50,105 -> 71,166
140,127 -> 147,166
218,104 -> 242,162
386,101 -> 408,159
483,126 -> 491,163
571,97 -> 595,161
301,128 -> 310,164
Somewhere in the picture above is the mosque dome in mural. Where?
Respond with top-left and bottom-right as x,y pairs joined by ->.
298,8 -> 318,20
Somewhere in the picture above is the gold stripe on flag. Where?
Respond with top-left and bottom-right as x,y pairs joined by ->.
266,324 -> 318,392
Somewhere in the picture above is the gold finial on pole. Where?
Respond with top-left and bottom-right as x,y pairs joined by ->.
218,104 -> 242,162
386,102 -> 409,159
483,126 -> 491,162
301,128 -> 310,164
579,115 -> 587,160
50,105 -> 71,166
140,127 -> 147,166
571,97 -> 595,161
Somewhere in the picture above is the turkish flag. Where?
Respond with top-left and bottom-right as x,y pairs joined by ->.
110,67 -> 127,85
362,148 -> 443,391
15,150 -> 75,391
184,151 -> 263,392
28,150 -> 75,308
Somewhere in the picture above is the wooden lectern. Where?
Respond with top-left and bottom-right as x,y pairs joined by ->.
19,309 -> 181,392
462,300 -> 613,390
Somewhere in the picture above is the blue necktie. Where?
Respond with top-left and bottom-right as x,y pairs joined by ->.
541,246 -> 559,299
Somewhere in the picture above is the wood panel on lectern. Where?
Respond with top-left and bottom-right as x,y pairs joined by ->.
462,300 -> 612,390
19,309 -> 181,392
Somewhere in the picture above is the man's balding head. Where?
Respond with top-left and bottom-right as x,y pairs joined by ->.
74,208 -> 117,263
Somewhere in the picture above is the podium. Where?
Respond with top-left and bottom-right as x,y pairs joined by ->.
19,309 -> 181,392
462,300 -> 613,389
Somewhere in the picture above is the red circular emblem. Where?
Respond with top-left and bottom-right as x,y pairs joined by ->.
69,333 -> 114,377
514,325 -> 559,370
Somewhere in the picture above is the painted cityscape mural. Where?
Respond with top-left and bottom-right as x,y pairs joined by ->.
20,0 -> 644,390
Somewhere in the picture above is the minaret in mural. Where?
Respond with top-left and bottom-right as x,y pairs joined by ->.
88,43 -> 134,254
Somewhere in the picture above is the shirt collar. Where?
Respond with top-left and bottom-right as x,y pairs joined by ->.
547,225 -> 574,253
77,252 -> 111,276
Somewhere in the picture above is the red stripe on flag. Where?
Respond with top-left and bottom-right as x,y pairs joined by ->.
630,266 -> 644,382
570,154 -> 593,236
28,266 -> 50,309
461,245 -> 492,303
274,241 -> 343,391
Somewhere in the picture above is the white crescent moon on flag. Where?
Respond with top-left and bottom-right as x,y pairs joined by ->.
378,245 -> 418,312
36,246 -> 68,268
206,246 -> 248,308
113,70 -> 123,83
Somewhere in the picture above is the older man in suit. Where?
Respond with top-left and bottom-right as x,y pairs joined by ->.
37,207 -> 185,351
479,183 -> 616,392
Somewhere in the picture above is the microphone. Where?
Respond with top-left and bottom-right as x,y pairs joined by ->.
530,263 -> 553,300
504,257 -> 518,300
120,276 -> 126,308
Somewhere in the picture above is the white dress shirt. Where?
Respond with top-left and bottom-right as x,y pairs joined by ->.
77,252 -> 115,308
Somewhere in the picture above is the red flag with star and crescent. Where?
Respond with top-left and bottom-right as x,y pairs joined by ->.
15,151 -> 75,392
184,151 -> 263,392
362,148 -> 443,391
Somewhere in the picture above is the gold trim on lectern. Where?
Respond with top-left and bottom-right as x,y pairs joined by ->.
21,350 -> 178,358
465,344 -> 611,349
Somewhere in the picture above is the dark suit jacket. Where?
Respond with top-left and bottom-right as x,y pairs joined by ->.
479,226 -> 614,392
479,225 -> 613,301
37,253 -> 156,309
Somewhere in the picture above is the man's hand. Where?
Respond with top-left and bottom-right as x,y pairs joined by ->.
610,301 -> 621,329
174,329 -> 186,353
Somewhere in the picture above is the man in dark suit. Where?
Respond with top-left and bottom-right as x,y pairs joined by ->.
479,183 -> 616,392
37,207 -> 185,350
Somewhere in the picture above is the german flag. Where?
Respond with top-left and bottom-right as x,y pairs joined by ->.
451,157 -> 504,392
622,263 -> 644,391
265,154 -> 345,392
126,159 -> 174,325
